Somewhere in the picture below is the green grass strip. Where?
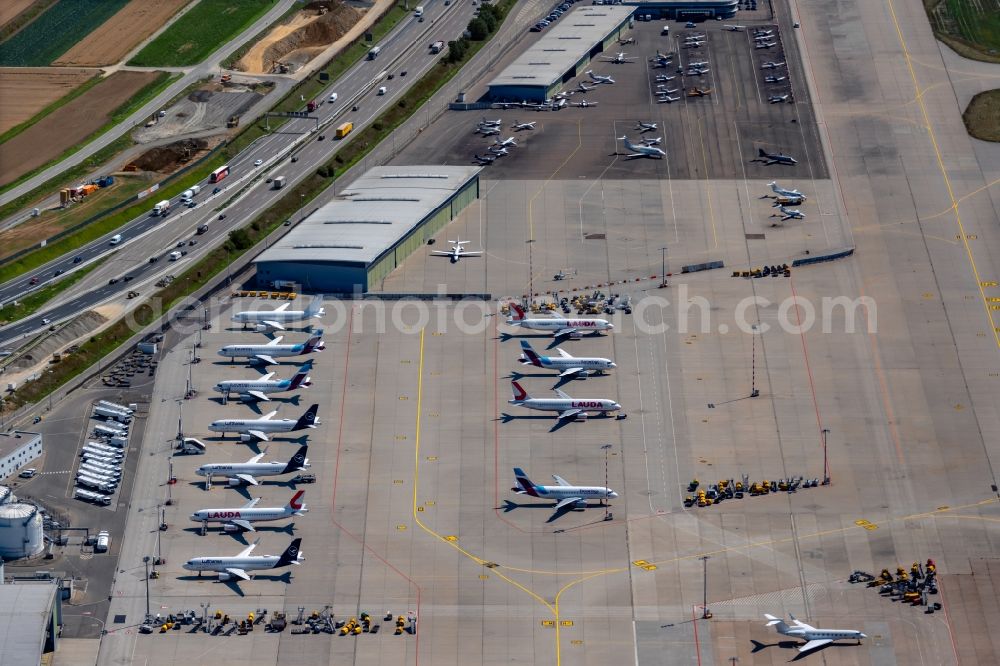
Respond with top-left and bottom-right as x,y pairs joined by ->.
0,258 -> 105,325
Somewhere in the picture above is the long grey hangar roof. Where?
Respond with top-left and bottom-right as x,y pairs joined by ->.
256,166 -> 481,266
0,583 -> 57,666
490,6 -> 634,90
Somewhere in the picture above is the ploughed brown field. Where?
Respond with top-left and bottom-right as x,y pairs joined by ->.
0,0 -> 36,29
53,0 -> 190,67
0,67 -> 98,133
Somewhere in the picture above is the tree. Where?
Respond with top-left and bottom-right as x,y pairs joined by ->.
467,17 -> 488,40
480,9 -> 497,32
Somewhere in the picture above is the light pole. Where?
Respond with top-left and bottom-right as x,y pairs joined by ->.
699,555 -> 711,619
143,556 -> 151,621
601,443 -> 613,521
660,247 -> 668,287
821,428 -> 831,485
750,324 -> 760,398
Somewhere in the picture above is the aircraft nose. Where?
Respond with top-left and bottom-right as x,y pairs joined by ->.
607,323 -> 615,330
609,491 -> 619,498
609,362 -> 617,368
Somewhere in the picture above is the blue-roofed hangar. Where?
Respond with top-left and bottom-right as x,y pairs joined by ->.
253,166 -> 481,294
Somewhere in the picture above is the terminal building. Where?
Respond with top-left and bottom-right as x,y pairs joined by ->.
0,431 -> 42,481
253,166 -> 481,293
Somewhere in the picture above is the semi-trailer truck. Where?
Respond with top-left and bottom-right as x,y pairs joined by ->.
273,176 -> 286,189
368,46 -> 381,59
152,200 -> 170,216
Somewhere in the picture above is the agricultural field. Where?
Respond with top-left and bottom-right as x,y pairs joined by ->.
0,71 -> 160,187
0,0 -> 37,29
926,0 -> 1000,61
0,67 -> 97,134
0,0 -> 130,66
53,0 -> 191,67
128,0 -> 274,67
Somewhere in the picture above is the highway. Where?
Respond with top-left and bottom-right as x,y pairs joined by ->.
0,0 -> 481,350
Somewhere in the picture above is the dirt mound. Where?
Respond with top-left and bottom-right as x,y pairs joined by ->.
236,2 -> 363,74
129,138 -> 209,173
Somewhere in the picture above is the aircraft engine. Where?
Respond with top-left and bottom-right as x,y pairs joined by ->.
217,572 -> 232,581
239,433 -> 254,443
254,323 -> 272,333
222,523 -> 243,533
226,476 -> 243,487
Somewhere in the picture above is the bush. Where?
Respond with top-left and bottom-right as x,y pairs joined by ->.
468,18 -> 488,41
480,9 -> 498,32
227,228 -> 253,251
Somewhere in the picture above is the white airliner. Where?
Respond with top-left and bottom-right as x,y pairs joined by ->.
764,614 -> 867,652
761,61 -> 786,69
506,303 -> 613,337
511,120 -> 536,130
511,467 -> 618,510
509,381 -> 621,420
768,182 -> 805,199
636,121 -> 657,133
196,445 -> 309,486
776,205 -> 805,220
572,99 -> 598,107
191,491 -> 308,532
209,404 -> 319,441
600,51 -> 636,64
232,296 -> 324,332
430,238 -> 483,262
618,136 -> 667,160
214,361 -> 312,402
183,538 -> 303,581
518,340 -> 615,377
218,330 -> 324,365
586,70 -> 615,84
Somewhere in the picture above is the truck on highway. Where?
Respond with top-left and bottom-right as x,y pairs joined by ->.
368,45 -> 382,59
430,41 -> 445,54
180,185 -> 201,201
336,122 -> 353,139
169,251 -> 182,261
273,176 -> 286,189
415,6 -> 424,17
307,100 -> 317,112
152,200 -> 170,216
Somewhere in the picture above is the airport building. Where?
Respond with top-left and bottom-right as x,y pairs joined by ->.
625,0 -> 738,20
0,431 -> 42,481
0,581 -> 62,665
488,6 -> 635,102
253,166 -> 481,293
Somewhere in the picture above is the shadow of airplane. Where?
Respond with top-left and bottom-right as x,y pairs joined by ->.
498,413 -> 576,433
751,638 -> 859,661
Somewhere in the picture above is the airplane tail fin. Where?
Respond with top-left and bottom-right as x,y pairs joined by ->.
519,340 -> 543,366
510,380 -> 529,402
288,364 -> 312,389
286,490 -> 306,512
293,404 -> 319,430
306,295 -> 325,317
513,467 -> 540,496
758,148 -> 768,157
508,303 -> 526,321
282,446 -> 309,474
303,329 -> 324,352
275,538 -> 303,567
764,614 -> 789,633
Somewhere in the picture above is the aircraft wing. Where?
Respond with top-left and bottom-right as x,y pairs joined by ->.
225,568 -> 252,581
266,336 -> 284,346
789,616 -> 814,631
248,430 -> 270,442
553,327 -> 579,337
260,372 -> 275,381
558,367 -> 585,378
236,473 -> 259,486
246,390 -> 270,402
430,251 -> 454,256
555,348 -> 573,358
231,519 -> 255,532
552,474 -> 572,486
260,410 -> 278,420
253,355 -> 278,365
261,320 -> 285,331
247,452 -> 266,464
242,497 -> 261,509
554,497 -> 583,510
460,251 -> 483,256
237,541 -> 259,557
558,408 -> 582,420
798,639 -> 832,653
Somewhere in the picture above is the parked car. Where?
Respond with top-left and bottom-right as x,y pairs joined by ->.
19,468 -> 37,479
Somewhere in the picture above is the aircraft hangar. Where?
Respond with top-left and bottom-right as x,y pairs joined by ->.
253,166 -> 481,293
625,0 -> 738,20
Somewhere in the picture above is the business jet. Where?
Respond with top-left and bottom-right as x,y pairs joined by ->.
768,182 -> 805,199
642,136 -> 662,146
658,95 -> 681,103
769,94 -> 790,103
218,330 -> 324,365
764,614 -> 867,652
208,404 -> 319,442
575,81 -> 595,93
656,86 -> 678,94
688,60 -> 709,68
684,41 -> 706,49
655,74 -> 675,82
618,135 -> 667,159
196,445 -> 309,486
764,74 -> 786,82
686,68 -> 710,76
473,153 -> 496,165
586,70 -> 615,84
511,467 -> 618,510
572,99 -> 598,107
183,538 -> 303,581
488,146 -> 509,157
756,41 -> 778,49
508,381 -> 621,420
476,126 -> 500,136
506,302 -> 613,337
687,87 -> 713,97
232,296 -> 324,332
754,29 -> 774,36
601,51 -> 636,64
493,136 -> 518,148
479,118 -> 501,127
518,340 -> 615,377
430,238 -> 483,262
757,148 -> 798,165
636,121 -> 657,133
511,120 -> 536,130
761,61 -> 786,69
214,361 -> 313,402
618,36 -> 635,45
723,24 -> 746,31
191,491 -> 308,533
775,205 -> 805,220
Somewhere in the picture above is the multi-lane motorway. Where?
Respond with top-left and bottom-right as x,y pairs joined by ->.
0,0 -> 481,349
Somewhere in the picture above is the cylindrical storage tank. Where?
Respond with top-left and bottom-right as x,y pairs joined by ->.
0,486 -> 14,505
0,503 -> 44,560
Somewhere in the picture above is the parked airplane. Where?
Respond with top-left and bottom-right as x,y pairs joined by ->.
572,99 -> 598,107
576,81 -> 595,93
218,331 -> 325,365
508,381 -> 621,420
754,29 -> 774,36
511,468 -> 618,510
191,491 -> 308,532
688,60 -> 709,68
761,61 -> 786,69
208,404 -> 319,442
183,538 -> 303,581
658,95 -> 681,103
650,50 -> 674,63
769,94 -> 790,103
776,205 -> 805,220
768,181 -> 805,199
493,136 -> 518,148
756,41 -> 778,49
642,137 -> 662,146
473,154 -> 496,165
655,74 -> 675,82
757,148 -> 798,165
488,146 -> 509,157
684,41 -> 706,48
618,36 -> 636,45
686,68 -> 710,76
618,135 -> 667,159
196,445 -> 309,486
687,87 -> 713,96
511,120 -> 536,130
479,117 -> 501,127
601,51 -> 636,64
764,614 -> 866,652
586,70 -> 615,84
232,296 -> 324,332
518,340 -> 615,377
477,126 -> 500,136
723,24 -> 746,31
214,361 -> 313,402
431,238 -> 483,262
636,121 -> 658,133
764,74 -> 786,82
506,302 -> 613,337
656,86 -> 678,94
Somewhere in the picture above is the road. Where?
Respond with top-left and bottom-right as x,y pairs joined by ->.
0,0 -> 299,207
0,0 -> 481,350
